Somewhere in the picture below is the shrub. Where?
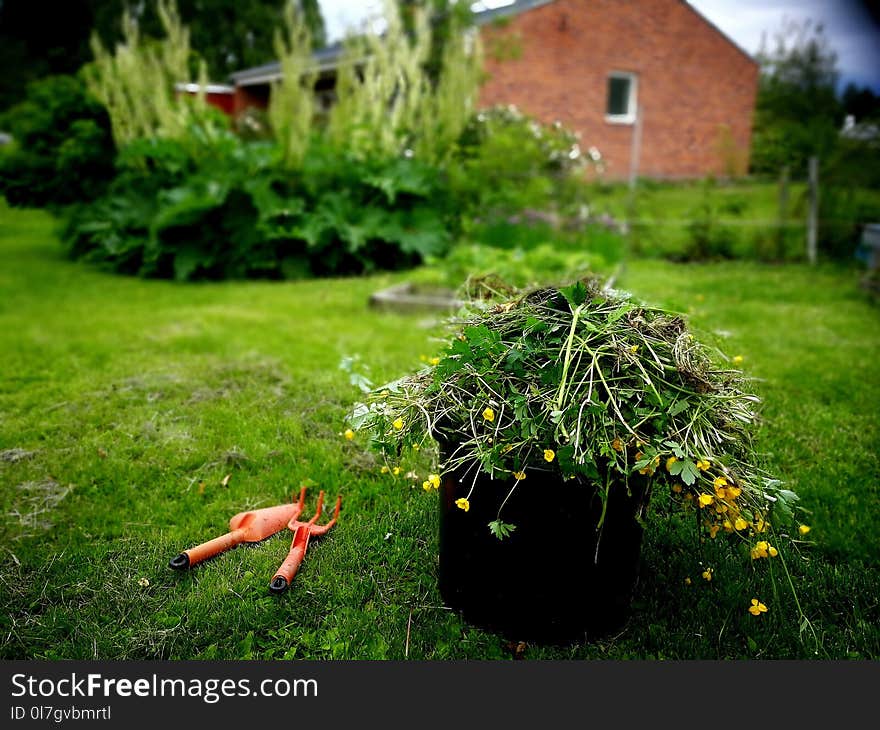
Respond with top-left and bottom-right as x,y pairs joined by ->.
450,105 -> 588,221
0,75 -> 115,207
63,132 -> 454,280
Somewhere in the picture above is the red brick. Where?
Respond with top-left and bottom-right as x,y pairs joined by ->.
478,0 -> 758,179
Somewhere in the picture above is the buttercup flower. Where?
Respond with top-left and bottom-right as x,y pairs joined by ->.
344,429 -> 355,440
428,473 -> 441,489
748,599 -> 768,616
696,459 -> 711,471
392,417 -> 404,430
702,568 -> 713,582
393,466 -> 401,475
483,407 -> 495,422
698,493 -> 714,508
455,498 -> 470,512
666,456 -> 678,472
380,465 -> 389,474
543,449 -> 555,462
734,517 -> 748,531
611,437 -> 623,452
430,357 -> 440,366
733,355 -> 744,365
513,471 -> 527,480
138,577 -> 150,587
799,525 -> 811,535
422,480 -> 432,491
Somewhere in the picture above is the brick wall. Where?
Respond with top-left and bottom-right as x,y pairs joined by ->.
478,0 -> 759,179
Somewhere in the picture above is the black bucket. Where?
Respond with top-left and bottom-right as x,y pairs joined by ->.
438,461 -> 646,643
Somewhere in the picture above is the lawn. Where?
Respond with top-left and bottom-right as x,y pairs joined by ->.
1,201 -> 878,659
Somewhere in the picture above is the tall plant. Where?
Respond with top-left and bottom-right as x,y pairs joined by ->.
327,0 -> 481,164
84,0 -> 206,147
269,2 -> 317,169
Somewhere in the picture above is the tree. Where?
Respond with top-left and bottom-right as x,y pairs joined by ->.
841,83 -> 880,122
0,1 -> 327,112
750,18 -> 844,175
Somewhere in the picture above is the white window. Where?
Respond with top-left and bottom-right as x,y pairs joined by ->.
605,72 -> 638,125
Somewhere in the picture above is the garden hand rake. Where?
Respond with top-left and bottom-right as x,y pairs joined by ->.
269,489 -> 341,594
169,487 -> 341,594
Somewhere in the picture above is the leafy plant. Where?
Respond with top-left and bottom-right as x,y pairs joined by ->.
348,276 -> 813,635
63,133 -> 454,280
0,74 -> 115,207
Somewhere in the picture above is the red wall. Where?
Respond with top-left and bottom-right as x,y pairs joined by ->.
478,0 -> 759,178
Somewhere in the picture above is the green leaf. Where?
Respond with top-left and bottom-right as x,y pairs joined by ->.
560,281 -> 587,308
676,459 -> 701,486
488,520 -> 517,540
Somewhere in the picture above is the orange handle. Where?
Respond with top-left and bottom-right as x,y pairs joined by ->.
184,528 -> 247,566
269,528 -> 309,593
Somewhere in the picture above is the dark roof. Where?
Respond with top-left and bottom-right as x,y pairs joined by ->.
229,0 -> 553,86
229,40 -> 346,86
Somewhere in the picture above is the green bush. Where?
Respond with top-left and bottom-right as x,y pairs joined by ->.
450,106 -> 588,221
0,75 -> 115,207
63,131 -> 454,280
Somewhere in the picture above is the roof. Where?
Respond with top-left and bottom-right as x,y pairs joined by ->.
229,41 -> 346,86
229,0 -> 553,87
229,0 -> 756,86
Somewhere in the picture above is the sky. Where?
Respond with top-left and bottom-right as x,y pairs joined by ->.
317,0 -> 880,92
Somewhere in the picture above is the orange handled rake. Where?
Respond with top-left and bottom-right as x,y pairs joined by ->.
269,489 -> 342,594
169,487 -> 341,594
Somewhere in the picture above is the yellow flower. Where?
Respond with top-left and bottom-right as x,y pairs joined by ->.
513,471 -> 527,480
750,541 -> 777,559
702,568 -> 713,582
344,429 -> 355,440
734,517 -> 748,531
754,517 -> 768,533
698,493 -> 714,508
748,599 -> 768,616
138,577 -> 150,587
629,345 -> 639,353
611,437 -> 623,453
483,407 -> 495,422
733,355 -> 744,365
723,519 -> 733,531
713,475 -> 728,490
455,498 -> 470,512
392,417 -> 404,430
430,357 -> 440,366
380,465 -> 390,474
422,480 -> 432,491
543,449 -> 555,462
708,524 -> 720,538
696,459 -> 711,472
684,577 -> 692,585
666,456 -> 677,472
393,467 -> 401,475
428,473 -> 441,489
412,443 -> 420,451
799,524 -> 811,535
671,483 -> 683,494
726,485 -> 741,498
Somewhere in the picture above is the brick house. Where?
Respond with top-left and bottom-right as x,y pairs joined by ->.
229,0 -> 759,178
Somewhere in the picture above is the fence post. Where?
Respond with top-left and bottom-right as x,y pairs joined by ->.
807,156 -> 819,264
776,165 -> 789,260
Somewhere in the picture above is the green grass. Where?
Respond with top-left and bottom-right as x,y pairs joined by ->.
1,201 -> 878,659
586,178 -> 880,262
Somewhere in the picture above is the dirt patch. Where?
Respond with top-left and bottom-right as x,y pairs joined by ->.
6,479 -> 71,539
0,449 -> 37,463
